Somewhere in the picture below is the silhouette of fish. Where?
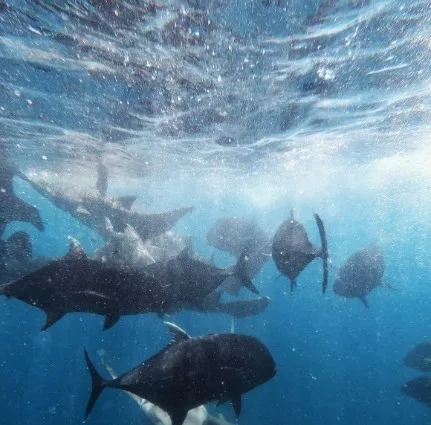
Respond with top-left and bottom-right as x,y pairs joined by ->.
99,353 -> 208,425
401,375 -> 431,408
403,342 -> 431,372
0,155 -> 44,235
0,231 -> 50,283
332,244 -> 394,308
206,217 -> 271,295
272,210 -> 328,293
206,217 -> 268,257
84,322 -> 276,425
24,166 -> 193,242
145,248 -> 259,310
0,238 -> 172,331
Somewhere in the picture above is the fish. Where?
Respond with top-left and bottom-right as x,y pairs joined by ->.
403,342 -> 431,372
332,244 -> 393,308
0,238 -> 172,331
91,222 -> 258,313
0,154 -> 44,235
272,210 -> 328,293
91,219 -> 190,267
206,217 -> 269,258
201,292 -> 271,319
206,217 -> 271,295
148,248 -> 259,309
84,322 -> 276,425
401,375 -> 431,408
0,231 -> 50,283
24,165 -> 193,242
90,219 -> 157,267
99,352 -> 208,425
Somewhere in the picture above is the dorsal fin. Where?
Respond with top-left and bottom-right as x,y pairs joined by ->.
66,237 -> 87,261
96,162 -> 108,197
114,196 -> 137,210
290,208 -> 295,220
164,322 -> 190,344
105,217 -> 114,234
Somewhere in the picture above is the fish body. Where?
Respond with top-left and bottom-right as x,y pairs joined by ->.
272,211 -> 328,293
85,323 -> 276,425
333,244 -> 385,307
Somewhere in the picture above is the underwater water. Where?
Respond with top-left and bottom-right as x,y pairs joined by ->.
0,0 -> 430,424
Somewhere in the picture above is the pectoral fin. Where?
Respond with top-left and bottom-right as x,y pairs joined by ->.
231,394 -> 242,417
103,314 -> 120,330
359,296 -> 369,308
41,310 -> 65,331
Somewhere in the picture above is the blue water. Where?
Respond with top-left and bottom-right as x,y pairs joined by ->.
0,1 -> 431,425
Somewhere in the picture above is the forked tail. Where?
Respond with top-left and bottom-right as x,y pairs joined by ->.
84,349 -> 107,418
314,213 -> 328,294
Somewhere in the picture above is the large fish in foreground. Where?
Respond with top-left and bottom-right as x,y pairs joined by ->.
403,342 -> 431,372
401,375 -> 431,408
0,238 -> 173,330
332,244 -> 394,308
24,165 -> 193,241
99,352 -> 239,425
84,322 -> 276,425
272,210 -> 328,293
0,155 -> 44,235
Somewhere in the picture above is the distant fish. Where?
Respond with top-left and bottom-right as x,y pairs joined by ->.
206,217 -> 268,257
84,322 -> 276,425
0,155 -> 44,235
206,217 -> 271,295
272,210 -> 328,293
403,342 -> 431,372
401,375 -> 431,408
332,244 -> 394,308
0,231 -> 50,283
24,164 -> 193,242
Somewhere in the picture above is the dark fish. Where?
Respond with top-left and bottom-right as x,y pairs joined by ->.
272,210 -> 328,293
0,231 -> 50,283
332,244 -> 392,308
24,168 -> 193,242
0,238 -> 172,331
401,375 -> 431,408
0,155 -> 44,235
403,342 -> 431,372
146,248 -> 259,310
84,322 -> 276,425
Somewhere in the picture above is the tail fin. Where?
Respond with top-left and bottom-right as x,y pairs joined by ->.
84,349 -> 106,418
314,213 -> 328,294
234,253 -> 259,294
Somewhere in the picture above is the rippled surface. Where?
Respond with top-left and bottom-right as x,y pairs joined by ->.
0,0 -> 429,185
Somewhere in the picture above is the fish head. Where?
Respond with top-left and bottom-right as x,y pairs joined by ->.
236,335 -> 276,387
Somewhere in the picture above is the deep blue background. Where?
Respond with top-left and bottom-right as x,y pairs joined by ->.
1,177 -> 431,425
